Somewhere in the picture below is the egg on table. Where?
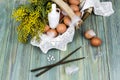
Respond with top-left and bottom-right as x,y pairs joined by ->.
90,37 -> 102,47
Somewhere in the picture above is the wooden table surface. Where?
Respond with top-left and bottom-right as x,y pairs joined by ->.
0,0 -> 120,80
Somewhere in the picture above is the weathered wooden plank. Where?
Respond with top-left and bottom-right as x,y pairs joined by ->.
0,0 -> 17,79
0,0 -> 120,80
0,0 -> 31,80
29,48 -> 60,80
95,15 -> 110,80
103,0 -> 120,79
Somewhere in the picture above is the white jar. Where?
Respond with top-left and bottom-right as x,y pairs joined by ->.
48,4 -> 60,29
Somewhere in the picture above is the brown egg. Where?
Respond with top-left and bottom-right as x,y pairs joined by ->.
75,11 -> 82,17
44,25 -> 50,32
69,0 -> 80,5
63,0 -> 68,2
70,5 -> 79,12
63,16 -> 71,26
47,29 -> 58,38
84,29 -> 96,39
56,24 -> 67,34
90,37 -> 102,47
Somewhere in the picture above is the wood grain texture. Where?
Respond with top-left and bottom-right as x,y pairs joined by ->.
0,0 -> 120,80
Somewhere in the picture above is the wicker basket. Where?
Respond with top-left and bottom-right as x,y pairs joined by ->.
31,0 -> 93,53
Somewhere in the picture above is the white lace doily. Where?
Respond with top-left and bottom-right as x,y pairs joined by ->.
31,24 -> 75,53
81,0 -> 114,16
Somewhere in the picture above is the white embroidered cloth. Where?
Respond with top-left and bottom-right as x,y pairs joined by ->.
81,0 -> 114,16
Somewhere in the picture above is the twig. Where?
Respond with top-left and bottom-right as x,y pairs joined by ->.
31,57 -> 85,72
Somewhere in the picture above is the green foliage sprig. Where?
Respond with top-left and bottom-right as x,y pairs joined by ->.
12,0 -> 52,43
